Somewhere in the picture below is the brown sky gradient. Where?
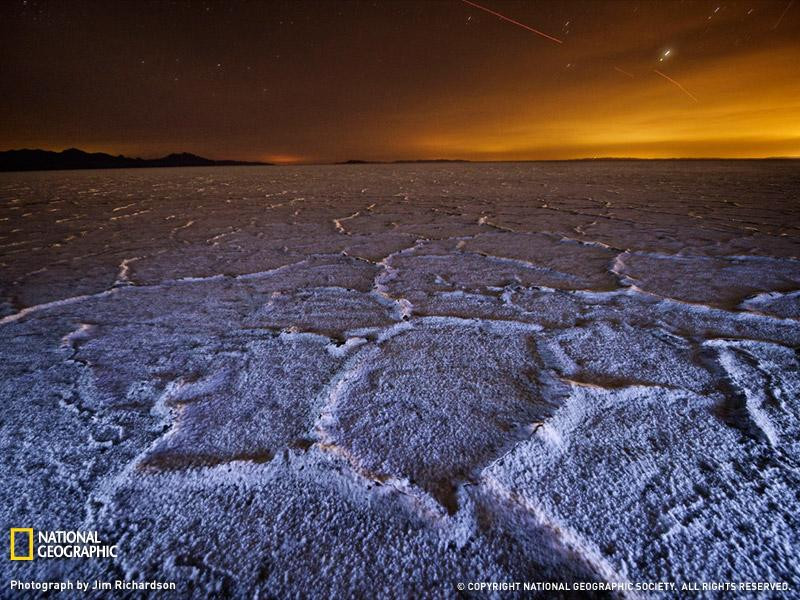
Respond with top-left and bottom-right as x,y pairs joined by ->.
1,0 -> 798,162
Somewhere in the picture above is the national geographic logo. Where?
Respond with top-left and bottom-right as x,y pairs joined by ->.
9,529 -> 117,560
9,529 -> 33,561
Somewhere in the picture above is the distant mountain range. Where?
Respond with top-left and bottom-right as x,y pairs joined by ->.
0,148 -> 271,172
3,150 -> 793,173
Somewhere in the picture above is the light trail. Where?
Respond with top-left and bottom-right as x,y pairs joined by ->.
773,0 -> 794,29
653,69 -> 699,103
614,66 -> 635,78
460,0 -> 563,45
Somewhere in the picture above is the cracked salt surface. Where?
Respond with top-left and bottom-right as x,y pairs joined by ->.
1,161 -> 799,597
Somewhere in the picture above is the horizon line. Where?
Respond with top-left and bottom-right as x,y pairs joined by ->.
1,146 -> 799,171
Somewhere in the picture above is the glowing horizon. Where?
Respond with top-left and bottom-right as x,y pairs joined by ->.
1,1 -> 798,163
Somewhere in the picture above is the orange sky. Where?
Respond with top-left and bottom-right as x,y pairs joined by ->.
1,0 -> 798,162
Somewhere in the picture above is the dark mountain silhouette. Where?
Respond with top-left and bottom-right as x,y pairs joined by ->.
0,148 -> 271,172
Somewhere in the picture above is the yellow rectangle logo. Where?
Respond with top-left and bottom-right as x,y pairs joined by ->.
10,528 -> 34,560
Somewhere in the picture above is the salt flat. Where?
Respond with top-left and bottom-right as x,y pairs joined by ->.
1,162 -> 798,597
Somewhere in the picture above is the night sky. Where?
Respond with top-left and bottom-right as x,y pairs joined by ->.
1,0 -> 798,163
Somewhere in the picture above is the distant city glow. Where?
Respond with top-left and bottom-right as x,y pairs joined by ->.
0,0 -> 798,160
